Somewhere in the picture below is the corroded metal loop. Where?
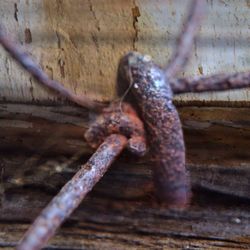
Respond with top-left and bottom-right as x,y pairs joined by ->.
170,72 -> 250,94
84,102 -> 147,157
117,51 -> 191,208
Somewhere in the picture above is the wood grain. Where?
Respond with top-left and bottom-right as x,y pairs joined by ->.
1,103 -> 250,196
1,1 -> 250,248
1,102 -> 250,249
1,0 -> 250,105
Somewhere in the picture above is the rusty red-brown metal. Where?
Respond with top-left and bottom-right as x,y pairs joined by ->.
85,102 -> 147,157
170,72 -> 250,94
1,0 -> 250,249
116,0 -> 206,208
17,134 -> 128,250
118,52 -> 191,208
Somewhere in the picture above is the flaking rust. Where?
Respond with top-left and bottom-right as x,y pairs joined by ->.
16,102 -> 147,250
2,0 -> 250,249
118,52 -> 190,208
17,134 -> 129,250
117,0 -> 207,208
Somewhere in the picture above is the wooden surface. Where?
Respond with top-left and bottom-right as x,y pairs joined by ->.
1,1 -> 250,249
0,103 -> 250,249
1,0 -> 250,105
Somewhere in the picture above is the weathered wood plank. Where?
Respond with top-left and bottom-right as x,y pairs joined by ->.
0,152 -> 250,249
1,0 -> 250,105
1,102 -> 250,163
1,102 -> 250,199
1,1 -> 250,248
1,102 -> 250,249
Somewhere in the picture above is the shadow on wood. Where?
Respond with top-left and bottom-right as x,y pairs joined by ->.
0,103 -> 250,249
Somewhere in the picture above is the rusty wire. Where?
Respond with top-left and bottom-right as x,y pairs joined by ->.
0,26 -> 105,111
1,0 -> 250,249
17,134 -> 128,250
165,0 -> 206,77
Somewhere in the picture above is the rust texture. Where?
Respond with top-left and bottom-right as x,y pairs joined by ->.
117,0 -> 206,208
170,71 -> 250,94
118,52 -> 191,208
1,0 -> 250,249
17,134 -> 128,250
85,102 -> 147,157
16,102 -> 146,250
